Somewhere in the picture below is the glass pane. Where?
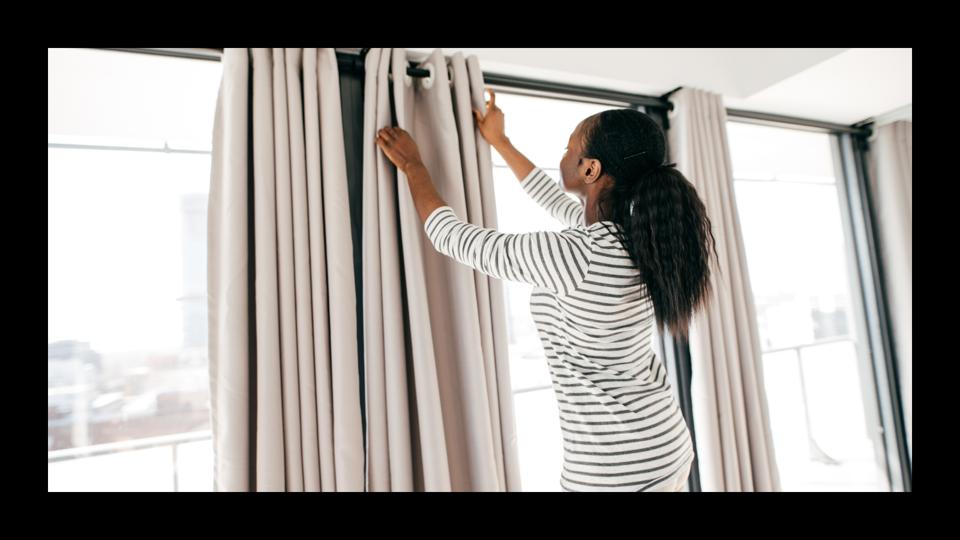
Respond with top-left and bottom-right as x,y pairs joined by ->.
729,120 -> 888,491
726,121 -> 837,184
48,48 -> 221,491
49,48 -> 222,150
799,341 -> 886,490
513,388 -> 564,491
733,179 -> 854,350
761,342 -> 888,491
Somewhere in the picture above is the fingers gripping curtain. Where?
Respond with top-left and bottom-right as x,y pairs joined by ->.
208,48 -> 364,492
362,48 -> 521,491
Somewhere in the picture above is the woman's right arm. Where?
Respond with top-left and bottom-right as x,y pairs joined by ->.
491,137 -> 535,184
474,88 -> 583,228
474,87 -> 536,182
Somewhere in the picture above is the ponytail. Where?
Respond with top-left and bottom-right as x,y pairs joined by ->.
583,109 -> 721,339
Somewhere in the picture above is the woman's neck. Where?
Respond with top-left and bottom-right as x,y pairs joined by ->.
584,194 -> 611,226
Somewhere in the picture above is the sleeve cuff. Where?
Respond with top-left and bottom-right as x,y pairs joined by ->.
424,205 -> 453,237
520,166 -> 543,189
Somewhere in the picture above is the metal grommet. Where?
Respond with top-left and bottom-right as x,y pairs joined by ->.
421,63 -> 435,89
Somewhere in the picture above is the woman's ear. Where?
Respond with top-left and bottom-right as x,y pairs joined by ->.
583,158 -> 603,184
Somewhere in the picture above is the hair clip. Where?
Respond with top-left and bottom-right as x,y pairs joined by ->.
623,151 -> 647,161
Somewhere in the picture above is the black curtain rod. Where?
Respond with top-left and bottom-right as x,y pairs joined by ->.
117,49 -> 874,132
355,47 -> 431,78
207,48 -> 674,111
202,48 -> 433,78
727,108 -> 872,137
355,49 -> 673,111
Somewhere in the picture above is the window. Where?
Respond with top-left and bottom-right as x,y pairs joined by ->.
48,48 -> 222,491
726,121 -> 890,491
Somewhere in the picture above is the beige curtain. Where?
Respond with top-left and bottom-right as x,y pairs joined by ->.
208,48 -> 364,491
362,48 -> 522,491
866,119 -> 912,465
666,87 -> 781,492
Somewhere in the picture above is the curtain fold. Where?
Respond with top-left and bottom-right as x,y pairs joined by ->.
363,48 -> 521,491
208,48 -> 363,491
866,119 -> 912,465
667,87 -> 781,492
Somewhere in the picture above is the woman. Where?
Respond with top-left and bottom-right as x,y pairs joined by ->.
376,88 -> 719,492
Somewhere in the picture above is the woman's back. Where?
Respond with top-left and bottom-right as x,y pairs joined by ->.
423,166 -> 696,491
530,218 -> 695,492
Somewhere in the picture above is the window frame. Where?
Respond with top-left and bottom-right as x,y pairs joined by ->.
77,48 -> 909,492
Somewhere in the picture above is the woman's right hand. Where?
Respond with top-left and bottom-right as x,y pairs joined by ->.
473,88 -> 507,147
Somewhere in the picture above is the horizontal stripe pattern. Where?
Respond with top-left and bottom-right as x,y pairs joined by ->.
519,166 -> 586,228
424,205 -> 591,296
424,166 -> 695,492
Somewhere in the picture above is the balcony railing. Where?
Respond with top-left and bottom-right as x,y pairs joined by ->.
48,430 -> 212,491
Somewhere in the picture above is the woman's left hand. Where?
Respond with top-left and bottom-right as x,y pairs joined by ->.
376,126 -> 424,173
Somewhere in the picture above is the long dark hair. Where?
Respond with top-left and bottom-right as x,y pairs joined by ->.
581,109 -> 721,339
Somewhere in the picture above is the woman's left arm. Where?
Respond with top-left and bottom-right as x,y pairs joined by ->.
403,161 -> 447,223
377,126 -> 591,295
423,206 -> 591,296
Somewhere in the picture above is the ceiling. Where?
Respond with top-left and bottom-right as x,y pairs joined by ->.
406,48 -> 912,127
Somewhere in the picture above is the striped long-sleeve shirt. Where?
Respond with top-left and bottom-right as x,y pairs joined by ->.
423,166 -> 696,492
